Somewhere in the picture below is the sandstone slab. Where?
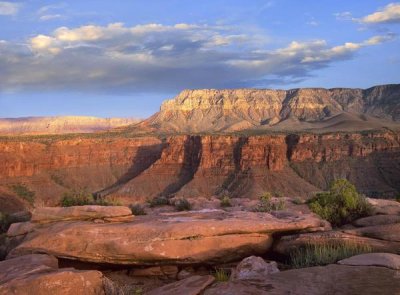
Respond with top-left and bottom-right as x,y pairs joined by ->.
274,231 -> 400,255
338,253 -> 400,270
367,198 -> 400,215
9,210 -> 327,265
31,205 -> 133,223
146,275 -> 215,295
0,254 -> 108,295
204,281 -> 269,295
353,214 -> 400,227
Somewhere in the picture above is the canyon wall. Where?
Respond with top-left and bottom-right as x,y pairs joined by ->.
1,130 -> 399,212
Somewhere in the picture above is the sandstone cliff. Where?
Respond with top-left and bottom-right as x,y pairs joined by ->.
1,130 -> 399,212
0,116 -> 140,135
142,84 -> 400,133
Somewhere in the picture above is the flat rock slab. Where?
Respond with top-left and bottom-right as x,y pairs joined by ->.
204,281 -> 269,295
274,231 -> 400,255
146,275 -> 215,295
343,223 -> 400,242
9,210 -> 327,265
338,253 -> 400,270
31,205 -> 133,223
367,198 -> 400,215
0,254 -> 107,295
353,214 -> 400,227
263,265 -> 400,295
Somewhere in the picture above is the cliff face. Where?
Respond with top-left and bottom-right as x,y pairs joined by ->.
143,84 -> 400,133
0,116 -> 140,135
1,131 -> 399,212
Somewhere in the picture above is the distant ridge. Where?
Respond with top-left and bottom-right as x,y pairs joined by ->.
0,116 -> 141,135
140,84 -> 400,133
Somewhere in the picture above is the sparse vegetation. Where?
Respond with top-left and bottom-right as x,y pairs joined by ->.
307,179 -> 372,227
213,268 -> 230,282
220,195 -> 232,208
129,204 -> 147,215
254,192 -> 285,212
289,241 -> 372,268
60,190 -> 121,207
148,196 -> 170,208
292,197 -> 305,205
50,174 -> 66,187
174,198 -> 192,211
10,183 -> 35,205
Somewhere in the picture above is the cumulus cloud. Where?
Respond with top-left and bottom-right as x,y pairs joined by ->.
0,1 -> 20,15
0,22 -> 395,93
360,3 -> 400,24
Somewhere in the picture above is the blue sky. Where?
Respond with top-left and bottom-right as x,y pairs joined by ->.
0,0 -> 399,118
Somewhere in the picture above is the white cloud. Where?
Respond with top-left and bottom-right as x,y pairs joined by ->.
360,3 -> 400,24
0,1 -> 20,15
39,14 -> 63,21
0,22 -> 395,93
334,12 -> 354,21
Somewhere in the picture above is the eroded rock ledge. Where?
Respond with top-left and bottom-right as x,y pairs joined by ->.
8,206 -> 329,265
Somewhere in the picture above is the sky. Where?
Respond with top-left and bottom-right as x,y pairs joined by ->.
0,1 -> 399,118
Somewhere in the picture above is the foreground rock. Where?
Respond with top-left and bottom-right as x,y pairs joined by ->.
353,214 -> 400,227
0,254 -> 109,295
233,256 -> 279,281
338,253 -> 400,270
204,264 -> 400,295
9,210 -> 328,265
274,229 -> 400,255
31,205 -> 133,223
367,198 -> 400,215
146,275 -> 215,295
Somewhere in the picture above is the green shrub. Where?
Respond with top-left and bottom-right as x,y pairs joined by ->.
174,198 -> 192,211
60,190 -> 95,207
220,195 -> 232,208
254,192 -> 285,212
10,184 -> 35,205
213,268 -> 230,282
148,196 -> 170,208
129,204 -> 147,216
308,179 -> 372,226
292,198 -> 305,205
289,241 -> 372,269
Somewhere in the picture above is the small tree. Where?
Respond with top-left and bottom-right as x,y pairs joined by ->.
308,179 -> 372,226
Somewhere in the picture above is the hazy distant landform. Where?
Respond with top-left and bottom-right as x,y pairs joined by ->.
0,116 -> 140,135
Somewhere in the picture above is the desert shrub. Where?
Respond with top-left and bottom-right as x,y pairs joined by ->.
220,195 -> 232,208
213,268 -> 230,282
148,196 -> 170,208
60,190 -> 95,207
289,241 -> 372,268
174,198 -> 192,211
308,179 -> 372,226
129,204 -> 147,216
292,198 -> 305,205
10,184 -> 35,205
255,192 -> 285,212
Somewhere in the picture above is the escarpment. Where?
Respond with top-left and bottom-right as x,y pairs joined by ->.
1,130 -> 399,210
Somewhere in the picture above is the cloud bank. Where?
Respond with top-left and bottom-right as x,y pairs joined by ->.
0,1 -> 20,15
0,22 -> 394,93
361,3 -> 400,24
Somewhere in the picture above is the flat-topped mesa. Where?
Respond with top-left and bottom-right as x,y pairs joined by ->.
147,84 -> 400,133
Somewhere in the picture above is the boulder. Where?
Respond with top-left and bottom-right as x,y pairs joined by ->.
0,254 -> 109,295
338,253 -> 400,270
7,221 -> 36,237
129,265 -> 178,278
233,256 -> 279,281
9,210 -> 328,265
146,275 -> 215,295
353,214 -> 400,227
31,205 -> 133,223
367,198 -> 400,215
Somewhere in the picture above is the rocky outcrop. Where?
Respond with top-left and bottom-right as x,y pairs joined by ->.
233,256 -> 279,281
8,210 -> 328,265
338,253 -> 400,270
0,116 -> 140,135
0,254 -> 109,295
143,84 -> 400,133
146,275 -> 215,295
